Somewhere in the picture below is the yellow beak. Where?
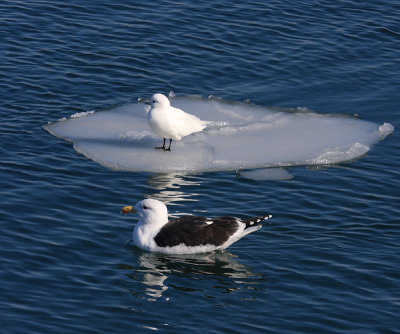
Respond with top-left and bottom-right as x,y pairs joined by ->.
121,205 -> 136,214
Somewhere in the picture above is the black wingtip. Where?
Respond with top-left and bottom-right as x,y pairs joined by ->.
243,214 -> 272,229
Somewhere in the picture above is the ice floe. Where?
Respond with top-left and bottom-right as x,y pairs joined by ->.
44,96 -> 394,173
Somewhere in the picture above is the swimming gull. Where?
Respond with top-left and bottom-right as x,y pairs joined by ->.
121,198 -> 272,254
147,93 -> 210,151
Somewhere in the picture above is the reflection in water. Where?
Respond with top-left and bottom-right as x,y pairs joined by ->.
146,173 -> 202,191
121,245 -> 265,301
144,173 -> 204,209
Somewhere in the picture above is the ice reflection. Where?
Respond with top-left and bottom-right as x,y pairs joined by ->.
122,248 -> 264,301
146,173 -> 202,190
144,173 -> 204,208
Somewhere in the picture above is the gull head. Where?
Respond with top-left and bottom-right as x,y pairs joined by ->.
121,198 -> 168,225
151,93 -> 170,109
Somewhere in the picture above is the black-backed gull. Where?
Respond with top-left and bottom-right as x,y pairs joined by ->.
121,198 -> 272,254
147,93 -> 210,151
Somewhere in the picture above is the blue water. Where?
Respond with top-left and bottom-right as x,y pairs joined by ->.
1,1 -> 399,333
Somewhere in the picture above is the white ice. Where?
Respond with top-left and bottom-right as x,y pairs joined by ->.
44,96 -> 394,173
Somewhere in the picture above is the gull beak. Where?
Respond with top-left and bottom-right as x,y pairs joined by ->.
121,206 -> 136,214
144,101 -> 151,105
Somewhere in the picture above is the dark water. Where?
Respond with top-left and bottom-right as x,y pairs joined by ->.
1,1 -> 399,333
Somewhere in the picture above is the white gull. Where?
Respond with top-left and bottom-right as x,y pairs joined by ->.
147,93 -> 210,151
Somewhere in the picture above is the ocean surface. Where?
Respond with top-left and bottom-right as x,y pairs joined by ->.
1,1 -> 399,333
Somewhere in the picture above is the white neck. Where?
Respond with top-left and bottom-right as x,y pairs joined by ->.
133,207 -> 169,251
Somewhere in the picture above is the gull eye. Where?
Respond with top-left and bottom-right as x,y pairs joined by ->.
143,205 -> 148,210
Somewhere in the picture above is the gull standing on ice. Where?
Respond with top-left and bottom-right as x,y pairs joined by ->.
147,93 -> 210,151
121,198 -> 272,254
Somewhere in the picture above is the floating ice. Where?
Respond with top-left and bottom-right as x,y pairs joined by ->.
70,110 -> 95,119
240,168 -> 294,181
378,123 -> 395,140
43,96 -> 394,173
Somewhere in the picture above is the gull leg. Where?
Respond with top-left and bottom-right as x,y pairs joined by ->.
164,139 -> 172,151
155,138 -> 166,150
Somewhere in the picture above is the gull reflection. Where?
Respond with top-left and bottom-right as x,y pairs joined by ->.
122,246 -> 264,301
144,173 -> 204,206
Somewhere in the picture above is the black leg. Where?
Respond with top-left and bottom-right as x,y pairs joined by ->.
155,138 -> 166,150
165,139 -> 172,151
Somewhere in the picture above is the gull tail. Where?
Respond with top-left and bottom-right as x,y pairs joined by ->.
243,214 -> 272,230
200,120 -> 214,129
221,214 -> 273,250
